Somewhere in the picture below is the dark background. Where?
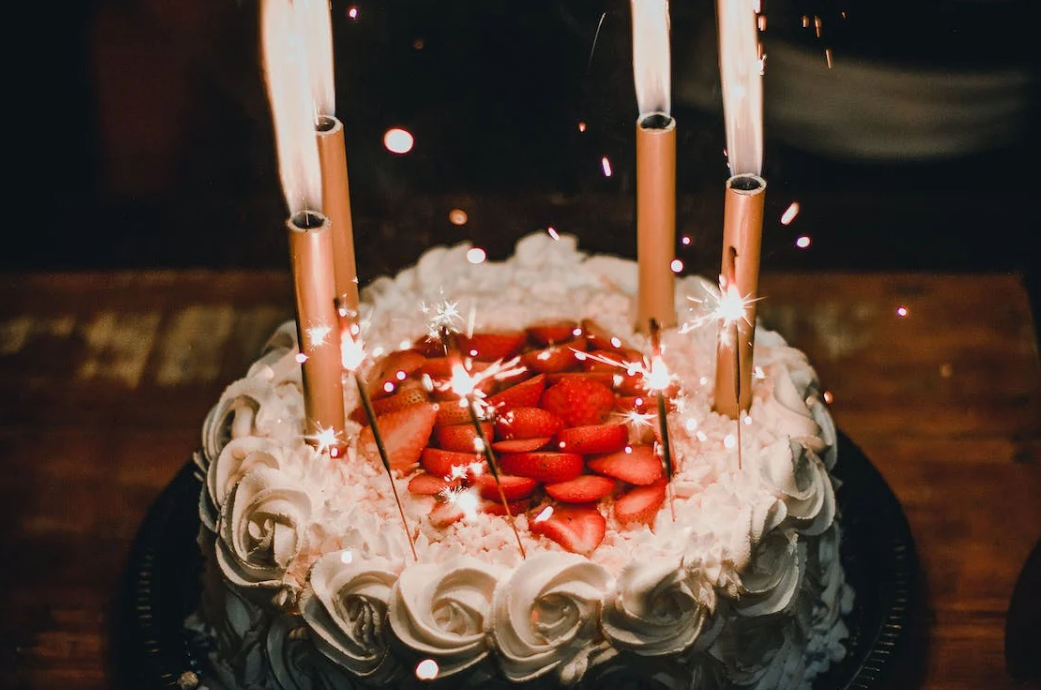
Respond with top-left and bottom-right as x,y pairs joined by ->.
11,0 -> 1041,317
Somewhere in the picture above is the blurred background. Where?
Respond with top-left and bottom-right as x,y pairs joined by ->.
11,0 -> 1041,310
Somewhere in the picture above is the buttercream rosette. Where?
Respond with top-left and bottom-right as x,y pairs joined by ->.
300,551 -> 402,685
755,440 -> 836,537
203,375 -> 302,464
489,552 -> 612,685
601,557 -> 716,656
710,618 -> 807,690
387,557 -> 504,678
216,466 -> 315,593
734,529 -> 805,617
266,613 -> 357,690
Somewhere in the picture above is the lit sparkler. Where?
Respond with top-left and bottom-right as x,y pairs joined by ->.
648,319 -> 676,521
336,296 -> 417,561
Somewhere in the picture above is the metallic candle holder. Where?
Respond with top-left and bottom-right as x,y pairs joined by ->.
636,112 -> 677,332
316,115 -> 360,326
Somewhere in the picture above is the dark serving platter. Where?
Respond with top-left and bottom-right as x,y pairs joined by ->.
111,431 -> 920,690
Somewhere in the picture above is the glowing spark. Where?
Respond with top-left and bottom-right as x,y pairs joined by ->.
696,430 -> 708,442
295,352 -> 309,364
446,486 -> 481,521
384,128 -> 414,154
646,355 -> 671,392
601,157 -> 613,177
533,506 -> 554,523
578,121 -> 587,132
823,390 -> 834,404
306,323 -> 333,350
743,414 -> 753,425
420,298 -> 463,337
341,332 -> 366,372
684,417 -> 698,432
795,235 -> 812,249
896,305 -> 909,318
415,659 -> 440,681
383,381 -> 395,393
619,409 -> 656,430
723,434 -> 737,449
466,247 -> 487,264
681,279 -> 760,336
754,366 -> 766,379
825,48 -> 833,68
780,202 -> 800,225
307,425 -> 341,455
395,370 -> 407,381
699,376 -> 708,386
681,235 -> 692,246
442,357 -> 526,415
340,550 -> 354,564
347,6 -> 358,19
670,259 -> 684,273
449,209 -> 468,225
547,227 -> 560,240
814,15 -> 822,38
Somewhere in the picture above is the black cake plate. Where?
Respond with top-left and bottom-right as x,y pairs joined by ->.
112,431 -> 921,690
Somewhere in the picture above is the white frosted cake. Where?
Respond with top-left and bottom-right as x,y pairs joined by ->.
188,233 -> 854,690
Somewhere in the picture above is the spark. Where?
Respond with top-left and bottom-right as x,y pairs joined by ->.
780,201 -> 800,225
618,409 -> 656,430
415,659 -> 440,681
305,323 -> 333,350
347,6 -> 358,19
723,434 -> 737,449
795,235 -> 812,249
449,209 -> 468,225
671,259 -> 684,273
443,357 -> 527,417
383,381 -> 395,394
681,278 -> 760,337
384,128 -> 414,154
533,505 -> 554,523
547,227 -> 560,240
340,550 -> 354,564
578,121 -> 587,132
341,331 -> 366,372
295,352 -> 309,364
896,305 -> 909,318
307,424 -> 342,456
466,247 -> 487,264
601,156 -> 613,177
420,298 -> 463,337
825,48 -> 833,68
681,235 -> 692,246
445,485 -> 481,521
823,390 -> 834,404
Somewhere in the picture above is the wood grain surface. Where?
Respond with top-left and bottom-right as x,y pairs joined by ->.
0,269 -> 1038,690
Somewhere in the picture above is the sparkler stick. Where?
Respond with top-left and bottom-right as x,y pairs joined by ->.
632,0 -> 677,332
439,327 -> 526,559
648,319 -> 676,521
299,0 -> 361,323
263,0 -> 344,447
338,300 -> 417,562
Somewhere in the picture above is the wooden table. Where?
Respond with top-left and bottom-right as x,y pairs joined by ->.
1,269 -> 1038,690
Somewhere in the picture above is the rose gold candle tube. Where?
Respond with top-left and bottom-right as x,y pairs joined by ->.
316,116 -> 360,325
714,174 -> 766,417
635,114 -> 677,332
287,210 -> 346,445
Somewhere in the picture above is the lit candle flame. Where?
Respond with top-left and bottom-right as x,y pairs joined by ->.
262,0 -> 323,215
717,0 -> 763,176
297,0 -> 335,117
631,0 -> 672,118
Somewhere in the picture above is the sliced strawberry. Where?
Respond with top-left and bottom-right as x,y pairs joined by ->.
408,472 -> 459,495
586,445 -> 664,485
358,403 -> 437,472
529,504 -> 606,555
581,318 -> 631,352
419,357 -> 455,377
581,348 -> 644,372
526,319 -> 580,346
499,452 -> 584,483
473,474 -> 539,501
521,338 -> 589,373
366,350 -> 427,398
486,374 -> 546,413
434,399 -> 472,426
457,331 -> 528,361
421,447 -> 486,477
412,334 -> 448,357
435,422 -> 494,453
494,406 -> 565,440
481,498 -> 533,517
544,475 -> 616,503
491,437 -> 552,453
351,384 -> 430,425
614,480 -> 667,525
544,371 -> 616,387
556,424 -> 628,454
430,501 -> 465,527
540,377 -> 615,427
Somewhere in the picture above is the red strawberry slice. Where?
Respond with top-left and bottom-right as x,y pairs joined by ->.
526,319 -> 580,346
614,480 -> 668,525
481,498 -> 533,517
494,406 -> 565,440
435,399 -> 472,426
586,445 -> 664,485
544,475 -> 616,503
581,348 -> 644,372
419,357 -> 455,377
412,334 -> 448,357
499,452 -> 584,483
351,384 -> 430,425
421,447 -> 486,477
544,371 -> 616,387
473,474 -> 539,501
555,424 -> 628,454
366,350 -> 427,398
486,374 -> 546,413
581,318 -> 632,352
408,472 -> 459,495
529,504 -> 606,555
358,403 -> 437,472
521,338 -> 589,373
457,331 -> 528,361
435,422 -> 495,453
430,501 -> 466,527
540,377 -> 615,427
492,437 -> 552,453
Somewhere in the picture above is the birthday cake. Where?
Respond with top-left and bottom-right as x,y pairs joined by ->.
187,232 -> 854,690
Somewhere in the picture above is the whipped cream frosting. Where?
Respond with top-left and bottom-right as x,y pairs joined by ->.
188,233 -> 854,690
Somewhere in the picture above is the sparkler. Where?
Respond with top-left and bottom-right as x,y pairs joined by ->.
337,298 -> 417,561
440,327 -> 526,558
647,319 -> 676,520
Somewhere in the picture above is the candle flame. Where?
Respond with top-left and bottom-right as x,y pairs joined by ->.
298,0 -> 335,117
262,0 -> 323,215
631,0 -> 672,117
717,0 -> 763,176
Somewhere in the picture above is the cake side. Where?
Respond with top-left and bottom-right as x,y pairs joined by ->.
186,233 -> 854,690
